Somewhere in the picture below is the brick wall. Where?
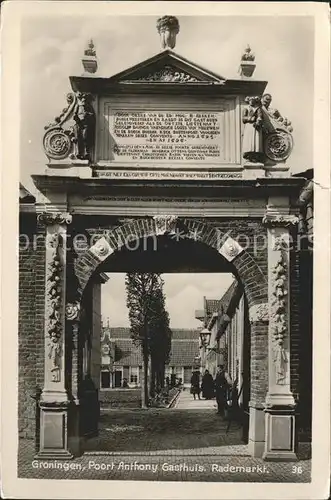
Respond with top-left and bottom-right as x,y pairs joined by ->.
18,215 -> 37,438
289,249 -> 301,402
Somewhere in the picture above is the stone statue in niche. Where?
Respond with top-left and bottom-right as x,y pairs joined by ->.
72,92 -> 95,160
242,96 -> 264,163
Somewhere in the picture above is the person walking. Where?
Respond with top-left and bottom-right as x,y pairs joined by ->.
201,369 -> 215,400
190,370 -> 201,400
214,365 -> 232,416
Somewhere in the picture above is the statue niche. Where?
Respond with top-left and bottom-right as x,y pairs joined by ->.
242,96 -> 264,163
72,93 -> 96,161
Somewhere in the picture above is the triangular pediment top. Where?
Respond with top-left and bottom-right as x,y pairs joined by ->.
109,50 -> 226,84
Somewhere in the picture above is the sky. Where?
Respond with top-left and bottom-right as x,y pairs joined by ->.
102,273 -> 235,329
19,14 -> 314,192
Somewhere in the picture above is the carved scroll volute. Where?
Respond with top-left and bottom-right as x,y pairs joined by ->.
43,93 -> 77,162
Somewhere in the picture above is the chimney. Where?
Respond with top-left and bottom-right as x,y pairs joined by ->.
82,39 -> 98,74
239,44 -> 256,78
156,15 -> 180,50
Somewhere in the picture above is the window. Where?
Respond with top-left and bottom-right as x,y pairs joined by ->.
101,370 -> 111,389
129,367 -> 139,385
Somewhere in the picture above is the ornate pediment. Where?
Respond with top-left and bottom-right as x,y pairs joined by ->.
114,50 -> 225,84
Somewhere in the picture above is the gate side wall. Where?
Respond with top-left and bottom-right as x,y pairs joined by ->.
18,216 -> 46,438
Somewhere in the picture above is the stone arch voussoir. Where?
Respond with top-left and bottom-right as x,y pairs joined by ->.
74,217 -> 268,315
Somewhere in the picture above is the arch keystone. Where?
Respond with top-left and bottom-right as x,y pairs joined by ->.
90,236 -> 113,262
219,236 -> 243,262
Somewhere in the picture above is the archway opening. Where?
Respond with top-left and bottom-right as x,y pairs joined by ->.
76,234 -> 254,455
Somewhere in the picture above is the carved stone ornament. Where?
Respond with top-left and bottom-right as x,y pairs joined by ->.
43,91 -> 96,162
72,92 -> 96,160
65,302 -> 81,322
43,93 -> 77,160
128,65 -> 199,83
260,93 -> 294,162
271,252 -> 288,385
37,212 -> 73,226
262,214 -> 299,228
153,215 -> 178,235
90,237 -> 114,262
219,236 -> 244,262
156,16 -> 180,49
241,45 -> 255,62
46,235 -> 63,382
249,303 -> 269,324
272,235 -> 289,251
264,130 -> 293,162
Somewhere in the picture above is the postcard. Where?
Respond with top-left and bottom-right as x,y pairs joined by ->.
1,1 -> 330,499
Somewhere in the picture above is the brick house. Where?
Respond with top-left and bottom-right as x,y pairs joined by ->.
196,280 -> 249,406
100,327 -> 200,390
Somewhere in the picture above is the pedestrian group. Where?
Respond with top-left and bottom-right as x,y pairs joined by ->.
190,366 -> 241,420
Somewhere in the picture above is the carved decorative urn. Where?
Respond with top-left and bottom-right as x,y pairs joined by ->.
239,45 -> 256,78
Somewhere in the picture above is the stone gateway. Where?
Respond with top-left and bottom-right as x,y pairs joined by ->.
18,15 -> 312,469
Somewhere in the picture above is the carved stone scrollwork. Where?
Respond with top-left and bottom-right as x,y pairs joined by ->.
249,303 -> 269,324
262,214 -> 299,228
260,93 -> 294,162
153,215 -> 178,235
37,212 -> 73,226
46,235 -> 63,382
264,130 -> 293,162
65,302 -> 81,322
128,66 -> 199,83
43,91 -> 96,162
43,93 -> 77,161
271,252 -> 288,385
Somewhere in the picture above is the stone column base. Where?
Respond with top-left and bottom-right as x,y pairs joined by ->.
248,403 -> 265,458
263,407 -> 298,461
35,401 -> 73,460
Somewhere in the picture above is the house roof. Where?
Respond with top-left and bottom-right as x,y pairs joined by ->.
104,327 -> 200,367
113,339 -> 142,366
168,340 -> 200,367
205,299 -> 221,315
204,280 -> 243,332
219,281 -> 239,315
103,327 -> 199,341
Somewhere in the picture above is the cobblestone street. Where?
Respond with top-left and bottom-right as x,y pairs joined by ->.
18,391 -> 311,482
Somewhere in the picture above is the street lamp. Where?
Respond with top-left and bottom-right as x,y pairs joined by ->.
200,327 -> 211,348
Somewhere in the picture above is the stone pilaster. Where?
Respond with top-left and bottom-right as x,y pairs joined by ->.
262,199 -> 299,461
36,212 -> 73,459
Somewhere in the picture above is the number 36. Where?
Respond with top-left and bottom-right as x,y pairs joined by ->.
292,466 -> 303,474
